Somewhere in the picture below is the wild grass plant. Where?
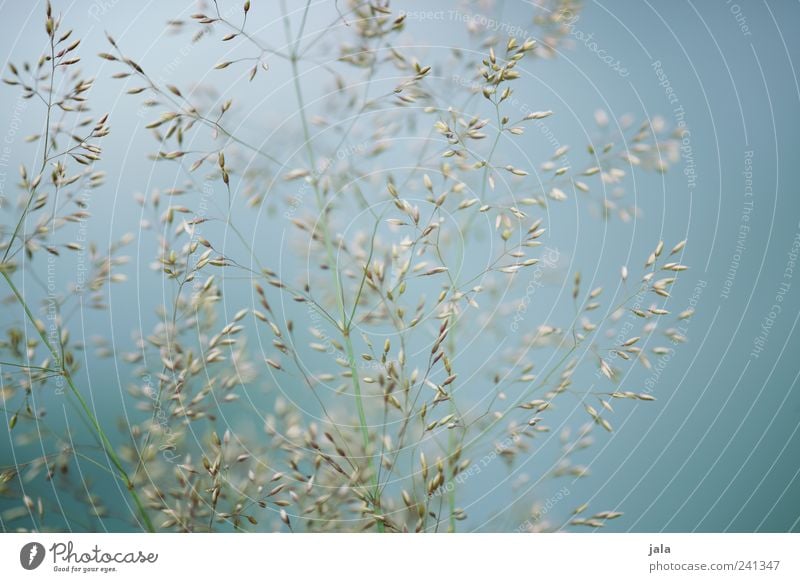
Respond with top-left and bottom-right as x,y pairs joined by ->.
0,0 -> 691,532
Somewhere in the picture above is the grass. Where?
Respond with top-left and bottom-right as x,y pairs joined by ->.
0,0 -> 691,533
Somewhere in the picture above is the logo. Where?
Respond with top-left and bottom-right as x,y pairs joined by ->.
20,542 -> 46,570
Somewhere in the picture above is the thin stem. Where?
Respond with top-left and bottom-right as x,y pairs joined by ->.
0,361 -> 57,372
1,35 -> 55,264
439,98 -> 503,533
461,281 -> 649,458
1,271 -> 155,532
281,0 -> 383,530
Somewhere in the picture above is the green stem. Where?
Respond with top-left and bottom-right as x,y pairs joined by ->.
2,37 -> 54,264
283,1 -> 384,531
2,271 -> 155,532
441,101 -> 503,533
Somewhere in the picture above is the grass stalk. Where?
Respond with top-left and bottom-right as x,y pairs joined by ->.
282,0 -> 384,531
2,271 -> 155,532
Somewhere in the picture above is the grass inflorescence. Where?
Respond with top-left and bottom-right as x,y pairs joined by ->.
0,0 -> 691,533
